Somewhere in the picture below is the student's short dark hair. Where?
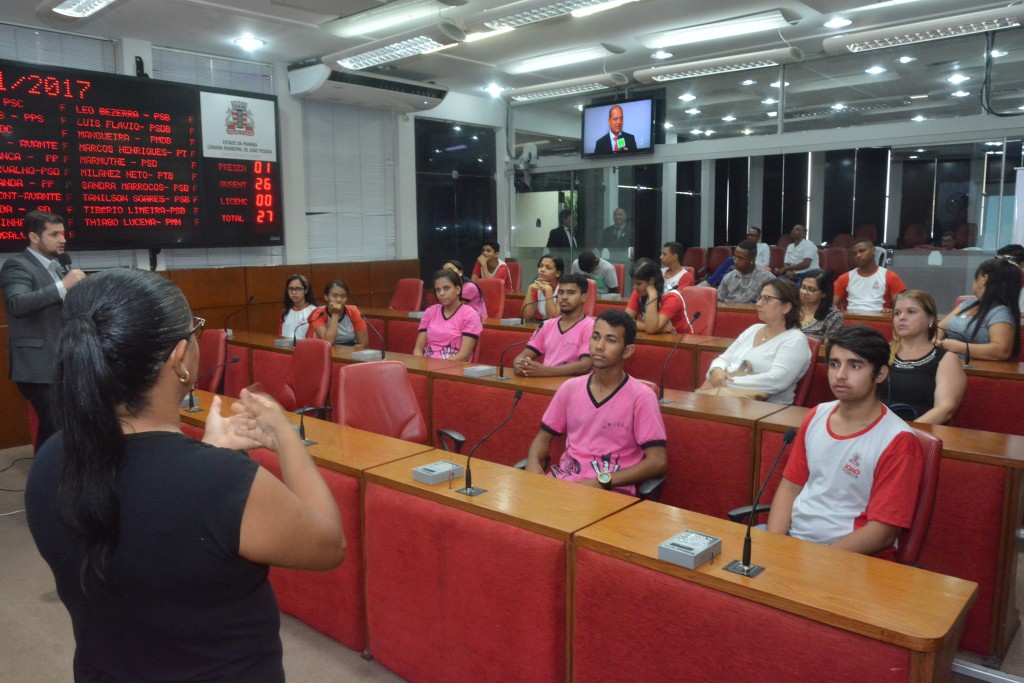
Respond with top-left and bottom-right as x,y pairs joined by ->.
825,325 -> 890,377
443,259 -> 464,273
559,273 -> 589,294
24,210 -> 64,236
597,309 -> 636,345
577,250 -> 598,272
558,209 -> 572,224
482,240 -> 500,253
663,241 -> 683,257
748,226 -> 761,236
853,237 -> 875,249
736,239 -> 757,254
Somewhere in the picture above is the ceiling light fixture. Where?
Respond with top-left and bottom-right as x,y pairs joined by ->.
743,128 -> 753,135
51,0 -> 117,17
664,122 -> 674,129
234,34 -> 265,52
571,0 -> 639,18
846,0 -> 920,13
469,0 -> 642,31
483,83 -> 506,97
504,72 -> 628,102
741,79 -> 756,86
685,108 -> 701,114
865,66 -> 886,75
947,74 -> 969,85
912,115 -> 926,122
464,26 -> 515,42
634,47 -> 802,83
652,50 -> 673,60
823,8 -> 1022,54
898,56 -> 916,64
639,10 -> 795,50
832,103 -> 847,111
824,17 -> 852,29
991,49 -> 1007,58
503,43 -> 623,74
321,0 -> 467,38
679,93 -> 696,101
762,97 -> 777,105
722,115 -> 736,122
951,90 -> 969,98
327,21 -> 466,70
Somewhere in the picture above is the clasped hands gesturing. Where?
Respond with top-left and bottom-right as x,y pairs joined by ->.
202,388 -> 301,453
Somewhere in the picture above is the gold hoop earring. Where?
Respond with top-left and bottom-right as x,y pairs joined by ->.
177,367 -> 191,385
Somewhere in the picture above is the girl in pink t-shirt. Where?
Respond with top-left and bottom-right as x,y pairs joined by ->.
413,270 -> 483,361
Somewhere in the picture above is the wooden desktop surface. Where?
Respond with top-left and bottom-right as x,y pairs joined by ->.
363,449 -> 637,542
575,500 -> 976,653
179,390 -> 431,477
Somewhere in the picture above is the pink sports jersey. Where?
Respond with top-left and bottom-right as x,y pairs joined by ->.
782,401 -> 923,558
627,288 -> 691,333
541,374 -> 667,496
526,315 -> 594,367
418,303 -> 482,359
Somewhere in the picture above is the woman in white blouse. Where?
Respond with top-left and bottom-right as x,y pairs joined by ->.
702,278 -> 812,404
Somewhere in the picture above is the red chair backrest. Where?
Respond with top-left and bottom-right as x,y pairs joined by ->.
331,361 -> 427,444
389,278 -> 423,312
706,246 -> 731,274
507,262 -> 522,292
895,428 -> 942,564
677,286 -> 716,336
614,263 -> 626,294
825,246 -> 850,279
854,224 -> 878,244
793,336 -> 820,407
955,223 -> 977,249
681,247 -> 706,272
777,233 -> 793,250
582,279 -> 598,317
768,245 -> 785,270
902,224 -> 929,248
196,328 -> 227,393
288,338 -> 331,411
831,233 -> 854,249
636,379 -> 659,396
476,278 -> 506,319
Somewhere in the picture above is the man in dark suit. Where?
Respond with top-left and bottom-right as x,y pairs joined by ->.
547,209 -> 578,249
593,105 -> 637,155
1,210 -> 86,448
602,208 -> 631,248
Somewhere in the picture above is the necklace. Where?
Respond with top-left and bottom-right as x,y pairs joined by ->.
758,327 -> 781,344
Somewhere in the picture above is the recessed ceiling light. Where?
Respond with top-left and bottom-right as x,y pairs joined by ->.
908,94 -> 928,99
652,50 -> 673,60
767,111 -> 778,117
947,73 -> 970,85
865,66 -> 886,75
690,128 -> 703,135
951,90 -> 969,97
832,103 -> 847,111
1019,105 -> 1024,111
472,135 -> 479,140
664,122 -> 674,129
52,0 -> 118,18
824,17 -> 852,29
909,155 -> 918,159
991,49 -> 1008,58
915,148 -> 925,152
762,97 -> 777,105
722,115 -> 736,122
577,104 -> 584,111
912,115 -> 926,122
898,55 -> 916,64
483,83 -> 506,97
740,79 -> 756,86
685,107 -> 701,114
769,80 -> 790,88
453,125 -> 461,131
704,129 -> 714,136
986,141 -> 1002,146
234,34 -> 265,51
679,93 -> 696,101
742,128 -> 753,135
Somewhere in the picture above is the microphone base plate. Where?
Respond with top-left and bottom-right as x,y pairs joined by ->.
301,439 -> 317,446
658,397 -> 674,405
182,406 -> 204,414
723,559 -> 764,578
495,375 -> 514,381
455,485 -> 487,497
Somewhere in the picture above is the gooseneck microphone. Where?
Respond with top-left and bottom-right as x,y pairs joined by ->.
939,327 -> 974,368
295,404 -> 331,446
292,320 -> 311,348
724,427 -> 797,579
457,389 -> 523,497
498,339 -> 531,379
657,310 -> 700,404
365,319 -> 386,360
224,296 -> 255,337
181,356 -> 241,413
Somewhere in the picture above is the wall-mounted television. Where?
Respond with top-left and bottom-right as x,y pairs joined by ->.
581,97 -> 655,159
0,58 -> 283,252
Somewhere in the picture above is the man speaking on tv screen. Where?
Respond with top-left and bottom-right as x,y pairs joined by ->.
594,105 -> 637,155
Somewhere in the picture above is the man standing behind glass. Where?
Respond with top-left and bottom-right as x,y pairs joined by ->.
594,105 -> 637,155
1,210 -> 86,447
602,208 -> 632,249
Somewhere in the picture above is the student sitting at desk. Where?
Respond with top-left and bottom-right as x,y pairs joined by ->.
937,257 -> 1021,362
470,240 -> 514,292
525,310 -> 667,496
571,250 -> 618,296
625,259 -> 691,335
513,274 -> 594,378
442,259 -> 487,320
767,325 -> 924,558
278,274 -> 316,339
521,254 -> 564,322
833,239 -> 906,313
413,270 -> 482,361
307,279 -> 369,346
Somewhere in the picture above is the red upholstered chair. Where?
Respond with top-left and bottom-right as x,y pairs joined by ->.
854,224 -> 878,244
582,279 -> 598,317
613,263 -> 626,294
955,223 -> 977,249
704,246 -> 732,279
768,245 -> 785,271
902,224 -> 929,248
507,261 -> 522,291
777,233 -> 793,250
331,361 -> 427,444
681,247 -> 706,274
678,286 -> 716,336
824,246 -> 850,279
476,277 -> 506,319
831,233 -> 854,249
793,336 -> 820,407
196,328 -> 227,393
388,278 -> 423,312
252,338 -> 331,413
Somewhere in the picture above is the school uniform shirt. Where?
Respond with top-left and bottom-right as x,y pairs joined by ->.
418,303 -> 483,359
627,288 -> 691,333
782,401 -> 923,558
279,305 -> 315,340
307,305 -> 367,345
526,315 -> 595,368
834,267 -> 906,311
471,259 -> 514,291
541,374 -> 667,496
662,267 -> 695,293
528,283 -> 559,320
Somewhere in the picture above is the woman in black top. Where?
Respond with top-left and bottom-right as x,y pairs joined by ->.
884,289 -> 966,424
24,269 -> 345,681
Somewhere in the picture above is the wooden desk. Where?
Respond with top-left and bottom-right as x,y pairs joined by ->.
179,390 -> 431,653
362,450 -> 637,683
755,407 -> 1024,663
573,501 -> 975,682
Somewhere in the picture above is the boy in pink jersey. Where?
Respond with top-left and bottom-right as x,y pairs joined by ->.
513,274 -> 594,378
525,310 -> 667,495
768,325 -> 924,558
